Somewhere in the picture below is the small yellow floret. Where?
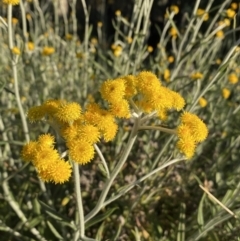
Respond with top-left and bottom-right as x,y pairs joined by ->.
177,136 -> 196,159
122,75 -> 137,98
54,102 -> 82,123
78,124 -> 100,144
196,9 -> 209,21
170,5 -> 179,14
198,97 -> 207,107
215,30 -> 224,38
168,56 -> 174,63
180,112 -> 208,143
136,71 -> 161,96
100,78 -> 126,103
27,105 -> 46,122
38,134 -> 55,148
228,73 -> 238,84
38,159 -> 72,184
164,69 -> 171,82
169,27 -> 178,38
226,8 -> 235,18
27,42 -> 34,51
231,3 -> 238,10
109,99 -> 131,118
222,88 -> 231,99
12,47 -> 21,55
21,141 -> 38,162
68,139 -> 95,165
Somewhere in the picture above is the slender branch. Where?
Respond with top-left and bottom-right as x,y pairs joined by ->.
7,4 -> 30,143
73,163 -> 85,240
138,125 -> 176,135
94,144 -> 110,179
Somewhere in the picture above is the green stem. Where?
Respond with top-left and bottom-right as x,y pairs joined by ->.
138,125 -> 176,135
94,144 -> 110,179
73,162 -> 85,240
7,4 -> 30,143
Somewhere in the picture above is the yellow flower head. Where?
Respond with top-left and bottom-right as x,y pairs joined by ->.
145,86 -> 172,111
228,73 -> 238,84
78,124 -> 100,144
147,46 -> 153,53
136,71 -> 161,96
170,5 -> 179,14
100,78 -> 126,103
168,56 -> 174,63
12,47 -> 21,55
42,47 -> 55,56
167,90 -> 186,111
226,8 -> 235,18
169,27 -> 178,38
27,105 -> 46,122
68,139 -> 95,165
222,88 -> 231,99
84,103 -> 118,141
113,45 -> 122,57
177,135 -> 196,159
54,102 -> 82,123
3,0 -> 20,5
231,3 -> 238,10
122,75 -> 137,99
198,97 -> 207,107
100,119 -> 118,142
164,69 -> 171,82
216,30 -> 224,38
33,147 -> 60,170
38,159 -> 72,184
21,141 -> 38,162
196,9 -> 209,21
12,18 -> 18,24
38,134 -> 55,148
191,72 -> 203,80
157,108 -> 168,121
109,99 -> 131,119
27,42 -> 34,51
223,18 -> 231,26
42,99 -> 63,116
180,112 -> 208,143
115,10 -> 121,16
61,122 -> 80,141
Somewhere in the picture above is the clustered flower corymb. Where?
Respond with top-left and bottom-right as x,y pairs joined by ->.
21,71 -> 208,184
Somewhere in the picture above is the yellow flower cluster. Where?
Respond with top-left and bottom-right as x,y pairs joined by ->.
177,112 -> 208,159
25,99 -> 119,172
21,134 -> 72,184
125,71 -> 185,120
22,71 -> 208,182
